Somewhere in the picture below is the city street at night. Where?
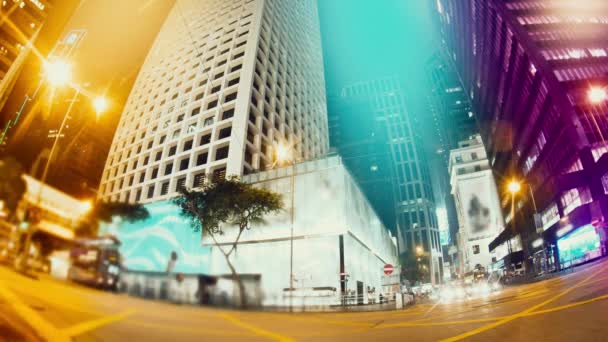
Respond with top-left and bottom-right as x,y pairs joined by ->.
2,259 -> 608,342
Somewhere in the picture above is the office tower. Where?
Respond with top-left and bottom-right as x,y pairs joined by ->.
449,135 -> 505,274
329,77 -> 443,284
426,49 -> 479,268
436,0 -> 608,272
100,0 -> 329,203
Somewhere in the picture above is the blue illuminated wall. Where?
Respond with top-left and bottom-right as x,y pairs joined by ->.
557,225 -> 601,263
100,201 -> 211,274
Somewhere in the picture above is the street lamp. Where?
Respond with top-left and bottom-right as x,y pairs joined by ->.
93,96 -> 109,117
44,60 -> 71,87
588,86 -> 608,104
272,142 -> 297,311
18,79 -> 109,271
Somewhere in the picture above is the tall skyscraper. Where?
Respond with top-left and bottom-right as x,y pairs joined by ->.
329,77 -> 443,284
100,0 -> 329,203
437,0 -> 608,272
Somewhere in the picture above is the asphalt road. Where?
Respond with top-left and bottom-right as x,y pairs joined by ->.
1,259 -> 608,341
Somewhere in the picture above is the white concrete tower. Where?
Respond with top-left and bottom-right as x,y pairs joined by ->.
99,0 -> 329,203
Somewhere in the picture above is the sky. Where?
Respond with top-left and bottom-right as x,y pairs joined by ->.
318,0 -> 445,205
319,0 -> 438,100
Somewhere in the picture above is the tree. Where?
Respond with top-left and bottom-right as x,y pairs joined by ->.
173,177 -> 283,308
76,201 -> 150,238
0,157 -> 27,220
400,252 -> 430,286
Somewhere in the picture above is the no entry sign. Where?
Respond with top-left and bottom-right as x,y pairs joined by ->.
384,264 -> 394,275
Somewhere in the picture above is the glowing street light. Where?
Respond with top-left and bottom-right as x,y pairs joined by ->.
80,200 -> 93,214
507,179 -> 522,194
588,86 -> 608,104
44,60 -> 71,87
415,245 -> 423,255
93,96 -> 109,116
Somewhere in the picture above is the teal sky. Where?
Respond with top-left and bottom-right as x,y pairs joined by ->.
319,0 -> 439,99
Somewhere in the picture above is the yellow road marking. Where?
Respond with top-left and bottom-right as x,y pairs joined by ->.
439,264 -> 606,342
222,313 -> 296,342
126,319 -> 252,336
0,282 -> 69,342
523,293 -> 608,317
62,309 -> 136,337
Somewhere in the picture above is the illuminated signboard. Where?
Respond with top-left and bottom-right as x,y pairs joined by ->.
100,201 -> 211,274
557,224 -> 601,263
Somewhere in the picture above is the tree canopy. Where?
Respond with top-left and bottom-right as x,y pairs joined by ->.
76,201 -> 150,238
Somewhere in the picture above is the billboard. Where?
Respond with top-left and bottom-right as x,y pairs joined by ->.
457,174 -> 502,241
100,201 -> 211,274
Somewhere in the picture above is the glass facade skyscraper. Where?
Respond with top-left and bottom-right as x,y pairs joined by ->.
329,77 -> 443,284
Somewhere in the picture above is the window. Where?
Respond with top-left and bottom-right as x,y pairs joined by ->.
228,77 -> 239,87
474,165 -> 482,172
147,185 -> 155,198
207,100 -> 218,109
183,140 -> 193,151
231,64 -> 242,72
471,152 -> 478,160
200,134 -> 211,145
176,177 -> 186,191
136,189 -> 142,201
195,92 -> 204,101
197,152 -> 208,165
473,245 -> 480,254
169,146 -> 177,156
211,85 -> 221,94
222,108 -> 235,120
139,173 -> 145,183
179,158 -> 190,171
151,168 -> 159,179
215,146 -> 229,160
193,173 -> 206,188
204,117 -> 215,126
160,181 -> 169,195
159,135 -> 166,144
225,92 -> 237,102
165,163 -> 173,175
213,168 -> 226,182
214,72 -> 224,80
219,126 -> 232,139
191,107 -> 201,116
177,114 -> 185,122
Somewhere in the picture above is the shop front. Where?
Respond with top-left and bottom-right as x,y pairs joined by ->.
557,224 -> 602,267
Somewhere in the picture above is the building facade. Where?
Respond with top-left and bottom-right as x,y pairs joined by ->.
100,0 -> 329,203
449,135 -> 507,274
426,49 -> 479,268
437,0 -> 608,272
210,155 -> 398,306
329,78 -> 442,284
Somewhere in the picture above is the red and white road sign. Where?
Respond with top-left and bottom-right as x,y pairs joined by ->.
384,264 -> 394,275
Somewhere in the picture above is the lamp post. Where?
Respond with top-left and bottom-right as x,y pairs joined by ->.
507,179 -> 541,274
272,143 -> 296,311
18,59 -> 109,271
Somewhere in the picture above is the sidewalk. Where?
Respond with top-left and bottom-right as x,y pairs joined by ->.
508,256 -> 607,286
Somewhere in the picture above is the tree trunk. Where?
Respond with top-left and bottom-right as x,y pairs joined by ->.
222,252 -> 247,309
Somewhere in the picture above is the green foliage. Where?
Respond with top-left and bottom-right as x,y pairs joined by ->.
0,156 -> 26,214
173,176 -> 283,308
76,201 -> 150,238
174,176 -> 284,236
